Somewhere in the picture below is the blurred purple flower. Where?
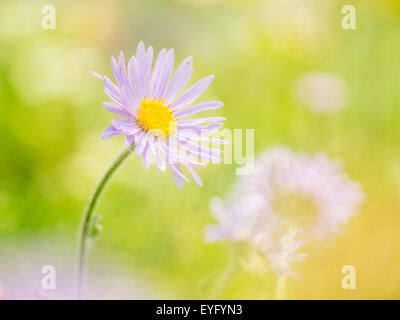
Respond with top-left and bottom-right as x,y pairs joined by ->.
238,147 -> 365,239
0,241 -> 151,300
205,194 -> 307,277
206,147 -> 365,276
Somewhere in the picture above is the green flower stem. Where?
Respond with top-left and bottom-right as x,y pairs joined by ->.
275,276 -> 287,300
208,246 -> 239,299
76,144 -> 135,298
208,259 -> 238,299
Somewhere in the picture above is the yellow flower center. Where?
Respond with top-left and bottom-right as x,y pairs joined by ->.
136,96 -> 177,138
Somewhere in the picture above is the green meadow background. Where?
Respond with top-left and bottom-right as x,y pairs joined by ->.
1,0 -> 400,299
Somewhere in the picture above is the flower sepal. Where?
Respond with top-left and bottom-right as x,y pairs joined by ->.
90,214 -> 103,240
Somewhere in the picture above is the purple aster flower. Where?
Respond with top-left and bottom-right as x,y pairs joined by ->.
90,42 -> 225,188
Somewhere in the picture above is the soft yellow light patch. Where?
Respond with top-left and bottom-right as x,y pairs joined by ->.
272,191 -> 318,228
137,96 -> 177,138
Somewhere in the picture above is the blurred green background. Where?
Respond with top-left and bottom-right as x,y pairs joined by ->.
1,0 -> 400,299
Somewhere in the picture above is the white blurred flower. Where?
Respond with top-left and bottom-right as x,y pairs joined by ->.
262,231 -> 308,277
239,147 -> 365,239
205,195 -> 266,243
205,147 -> 365,276
205,193 -> 307,277
295,72 -> 347,113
